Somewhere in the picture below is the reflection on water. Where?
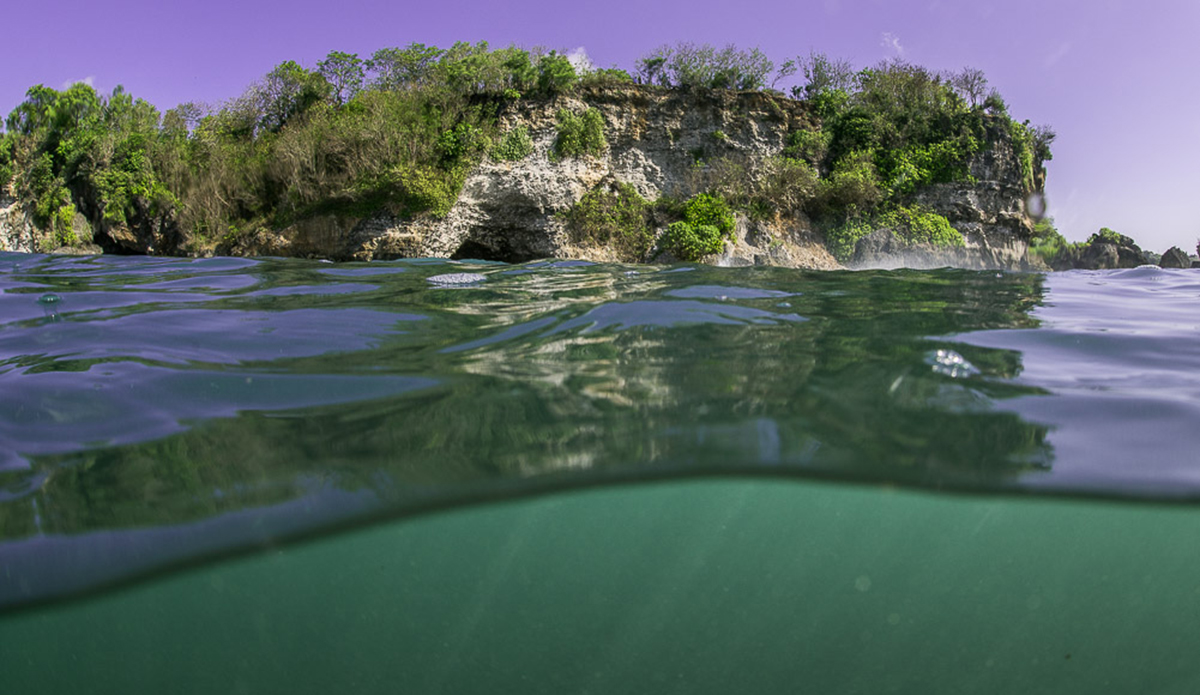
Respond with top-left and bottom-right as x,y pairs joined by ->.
1,252 -> 1196,609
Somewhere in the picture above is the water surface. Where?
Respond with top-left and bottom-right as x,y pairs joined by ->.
1,253 -> 1198,692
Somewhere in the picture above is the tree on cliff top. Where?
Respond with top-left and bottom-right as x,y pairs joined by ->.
636,43 -> 774,90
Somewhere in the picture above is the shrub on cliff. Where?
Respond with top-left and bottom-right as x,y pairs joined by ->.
661,221 -> 724,261
755,156 -> 819,216
824,205 -> 962,262
1089,227 -> 1131,247
0,133 -> 14,188
887,206 -> 963,246
559,182 -> 655,261
578,68 -> 634,87
682,193 -> 735,234
653,193 -> 737,261
490,125 -> 533,161
782,128 -> 830,167
535,51 -> 577,94
552,108 -> 606,159
808,151 -> 883,220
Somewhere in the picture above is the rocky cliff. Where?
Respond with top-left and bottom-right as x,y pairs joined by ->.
0,189 -> 37,254
2,85 -> 1044,269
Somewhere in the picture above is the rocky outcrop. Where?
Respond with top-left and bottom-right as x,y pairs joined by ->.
912,122 -> 1042,269
3,86 -> 1042,270
1159,246 -> 1190,269
0,188 -> 38,254
0,186 -> 105,255
226,86 -> 1037,270
850,229 -> 994,270
233,86 -> 835,268
1049,232 -> 1148,270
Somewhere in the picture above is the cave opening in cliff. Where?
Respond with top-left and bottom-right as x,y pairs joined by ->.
451,238 -> 541,264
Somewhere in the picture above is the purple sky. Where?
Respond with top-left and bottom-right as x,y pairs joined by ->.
3,0 -> 1197,253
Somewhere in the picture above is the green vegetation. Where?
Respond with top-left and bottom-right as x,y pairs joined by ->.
1026,221 -> 1150,268
0,132 -> 14,188
682,193 -> 735,234
657,193 -> 737,260
578,68 -> 635,87
632,45 -> 1050,261
637,43 -> 775,90
559,182 -> 654,261
0,40 -> 1050,262
490,125 -> 533,161
560,188 -> 737,262
661,221 -> 724,261
552,108 -> 606,159
1026,216 -> 1085,267
1089,227 -> 1129,246
0,42 -> 599,252
825,205 -> 963,263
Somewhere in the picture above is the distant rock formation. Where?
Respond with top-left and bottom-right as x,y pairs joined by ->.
1159,246 -> 1190,269
1050,231 -> 1148,270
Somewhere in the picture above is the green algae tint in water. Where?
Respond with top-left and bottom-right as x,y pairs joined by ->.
2,254 -> 1200,692
6,481 -> 1200,695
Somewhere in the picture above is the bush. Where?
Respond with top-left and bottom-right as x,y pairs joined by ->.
1028,217 -> 1068,265
559,182 -> 654,261
553,108 -> 606,159
393,163 -> 466,217
662,221 -> 724,261
0,133 -> 13,188
682,193 -> 734,234
636,43 -> 774,90
878,139 -> 977,197
810,150 -> 883,220
824,216 -> 875,262
757,156 -> 819,214
822,205 -> 962,262
885,206 -> 963,246
1088,227 -> 1132,247
782,128 -> 830,166
578,68 -> 634,87
490,125 -> 533,161
437,122 -> 487,164
536,51 -> 577,94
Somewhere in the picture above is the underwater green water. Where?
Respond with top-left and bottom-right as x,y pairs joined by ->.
1,253 -> 1198,692
6,480 -> 1200,694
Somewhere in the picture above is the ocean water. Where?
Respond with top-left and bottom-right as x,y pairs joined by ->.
1,252 -> 1198,693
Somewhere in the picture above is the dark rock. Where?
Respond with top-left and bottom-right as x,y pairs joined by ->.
98,197 -> 185,255
1050,231 -> 1148,270
1159,246 -> 1190,269
1080,242 -> 1120,270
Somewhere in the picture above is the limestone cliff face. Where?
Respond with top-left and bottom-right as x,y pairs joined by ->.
0,188 -> 37,254
4,86 -> 1044,269
1,185 -> 104,255
228,85 -> 841,268
907,120 -> 1043,269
